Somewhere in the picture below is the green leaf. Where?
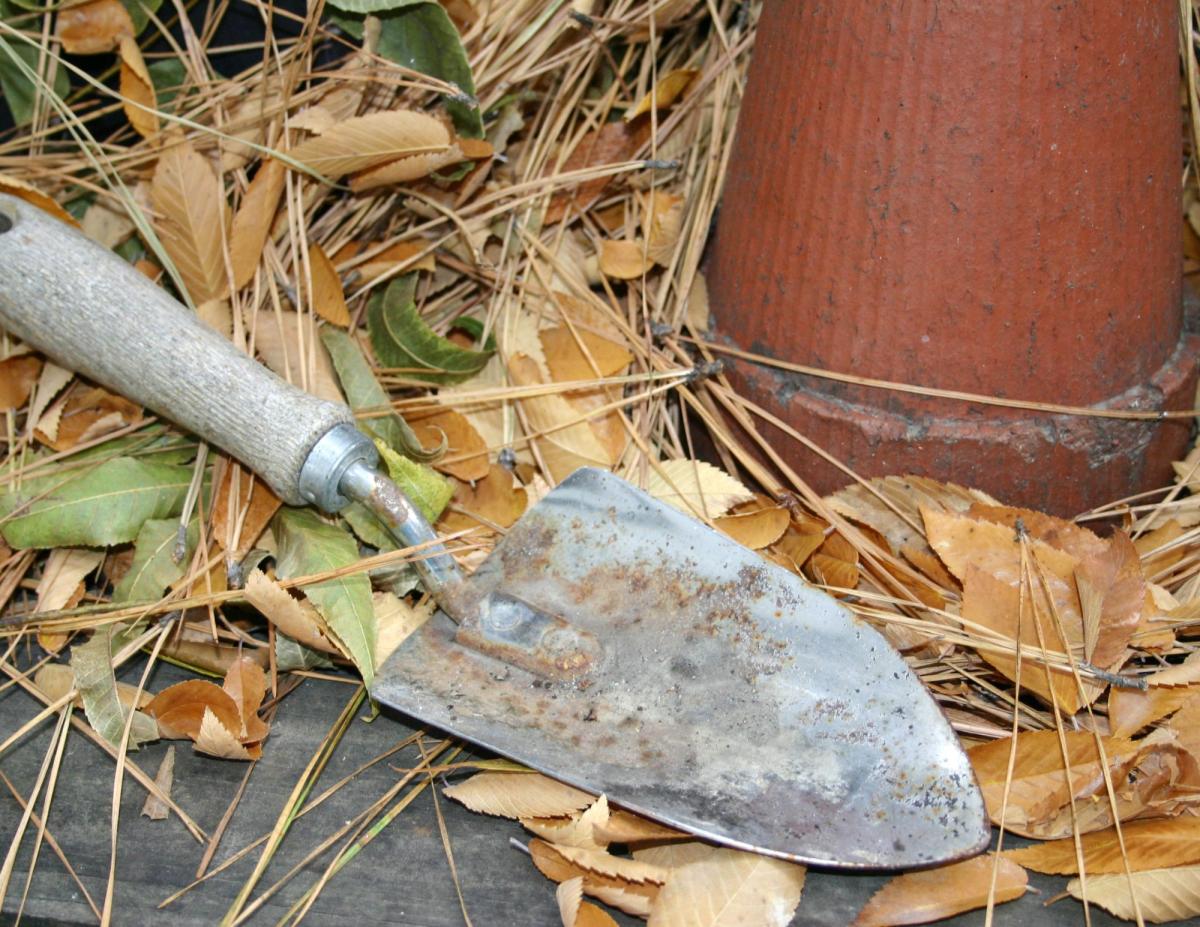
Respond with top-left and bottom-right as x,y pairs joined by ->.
72,624 -> 159,750
274,508 -> 376,685
326,0 -> 424,15
275,633 -> 332,672
374,3 -> 483,138
319,327 -> 444,461
119,0 -> 165,36
146,57 -> 188,108
0,458 -> 193,549
112,517 -> 197,603
376,440 -> 451,523
367,274 -> 494,385
0,37 -> 70,127
341,502 -> 397,551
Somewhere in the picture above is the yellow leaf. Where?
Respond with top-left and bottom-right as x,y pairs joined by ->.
642,189 -> 685,265
508,353 -> 610,483
852,854 -> 1025,926
373,591 -> 433,671
35,548 -> 103,613
1006,816 -> 1200,874
554,845 -> 669,884
0,176 -> 77,227
642,458 -> 754,517
626,69 -> 699,121
715,496 -> 790,550
0,354 -> 43,411
308,242 -> 350,327
443,771 -> 594,819
647,847 -> 805,927
632,841 -> 720,871
531,840 -> 658,917
118,35 -> 158,139
595,811 -> 690,846
523,796 -> 611,850
1068,865 -> 1200,923
349,144 -> 465,192
288,110 -> 451,179
229,158 -> 286,289
243,569 -> 340,656
598,239 -> 653,279
56,0 -> 133,54
151,137 -> 227,302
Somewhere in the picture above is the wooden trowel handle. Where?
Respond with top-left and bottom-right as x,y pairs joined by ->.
0,194 -> 353,506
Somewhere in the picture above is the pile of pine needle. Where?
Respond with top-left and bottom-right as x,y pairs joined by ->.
3,0 -> 1200,924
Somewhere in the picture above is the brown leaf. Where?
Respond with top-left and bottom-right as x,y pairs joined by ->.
151,137 -> 227,302
288,110 -> 451,178
648,847 -> 806,927
56,0 -> 133,54
627,69 -> 699,121
807,531 -> 860,589
443,771 -> 594,819
210,462 -> 282,554
594,811 -> 690,846
545,121 -> 649,225
0,177 -> 77,227
633,841 -> 721,871
306,242 -> 350,326
0,354 -> 43,411
222,655 -> 268,742
598,239 -> 653,279
410,409 -> 489,481
249,309 -> 344,404
353,239 -> 436,279
714,496 -> 790,550
1067,865 -> 1200,923
769,523 -> 827,574
243,569 -> 340,656
523,796 -> 611,850
348,144 -> 465,192
1109,652 -> 1200,737
541,327 -> 634,382
1137,520 -> 1186,578
553,845 -> 668,884
34,663 -> 151,711
141,745 -> 175,819
229,158 -> 286,289
530,839 -> 658,917
1005,816 -> 1200,874
118,36 -> 158,139
194,706 -> 257,760
508,353 -> 610,483
146,679 -> 244,742
36,383 -> 142,452
852,854 -> 1026,926
642,190 -> 685,265
35,548 -> 103,613
557,878 -> 619,927
438,465 -> 527,535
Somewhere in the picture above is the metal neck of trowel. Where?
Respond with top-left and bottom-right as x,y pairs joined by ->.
297,424 -> 602,680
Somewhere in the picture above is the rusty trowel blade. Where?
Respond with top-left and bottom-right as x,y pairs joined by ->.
372,468 -> 989,868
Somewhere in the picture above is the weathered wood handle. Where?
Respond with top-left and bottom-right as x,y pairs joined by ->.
0,194 -> 353,505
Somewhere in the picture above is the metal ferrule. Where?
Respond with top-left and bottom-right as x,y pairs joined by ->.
298,424 -> 379,512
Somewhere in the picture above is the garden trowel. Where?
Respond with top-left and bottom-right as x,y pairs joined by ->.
0,193 -> 988,868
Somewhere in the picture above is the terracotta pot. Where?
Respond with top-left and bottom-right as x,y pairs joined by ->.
707,0 -> 1197,515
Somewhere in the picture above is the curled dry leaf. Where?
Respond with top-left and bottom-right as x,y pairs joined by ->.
35,547 -> 103,613
851,854 -> 1025,927
1005,816 -> 1200,874
351,239 -> 436,279
287,110 -> 451,178
195,706 -> 257,760
146,679 -> 245,741
807,530 -> 860,589
648,847 -> 805,927
523,795 -> 611,850
0,177 -> 77,227
594,810 -> 690,846
222,655 -> 269,742
0,354 -> 44,412
530,839 -> 658,917
118,36 -> 158,140
243,568 -> 340,656
556,877 -> 619,927
411,408 -> 489,481
443,771 -> 594,819
599,239 -> 654,279
1067,865 -> 1200,923
57,0 -> 133,54
229,158 -> 286,289
141,745 -> 175,820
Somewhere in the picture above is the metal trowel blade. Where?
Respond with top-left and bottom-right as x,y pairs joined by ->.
372,468 -> 989,868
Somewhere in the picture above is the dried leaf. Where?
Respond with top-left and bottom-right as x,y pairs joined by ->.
642,459 -> 753,517
288,110 -> 451,178
523,796 -> 611,850
626,69 -> 698,120
308,242 -> 350,326
249,308 -> 344,404
222,655 -> 268,742
57,0 -> 133,55
1067,865 -> 1200,923
0,177 -> 76,227
1137,520 -> 1186,578
411,408 -> 489,481
599,239 -> 653,279
194,705 -> 256,760
210,463 -> 281,554
1109,652 -> 1200,737
141,745 -> 175,819
648,847 -> 805,927
152,137 -> 226,302
556,878 -> 619,927
852,854 -> 1026,926
146,679 -> 244,740
354,239 -> 436,279
349,145 -> 466,192
633,841 -> 721,870
443,771 -> 594,819
229,157 -> 286,288
274,508 -> 376,684
545,121 -> 648,225
642,190 -> 685,265
715,496 -> 789,550
33,663 -> 150,712
540,327 -> 633,382
530,839 -> 658,917
554,845 -> 669,884
508,353 -> 610,483
595,812 -> 689,847
34,547 -> 101,613
72,624 -> 159,749
1006,816 -> 1200,874
373,590 -> 433,670
438,465 -> 527,535
118,35 -> 158,138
